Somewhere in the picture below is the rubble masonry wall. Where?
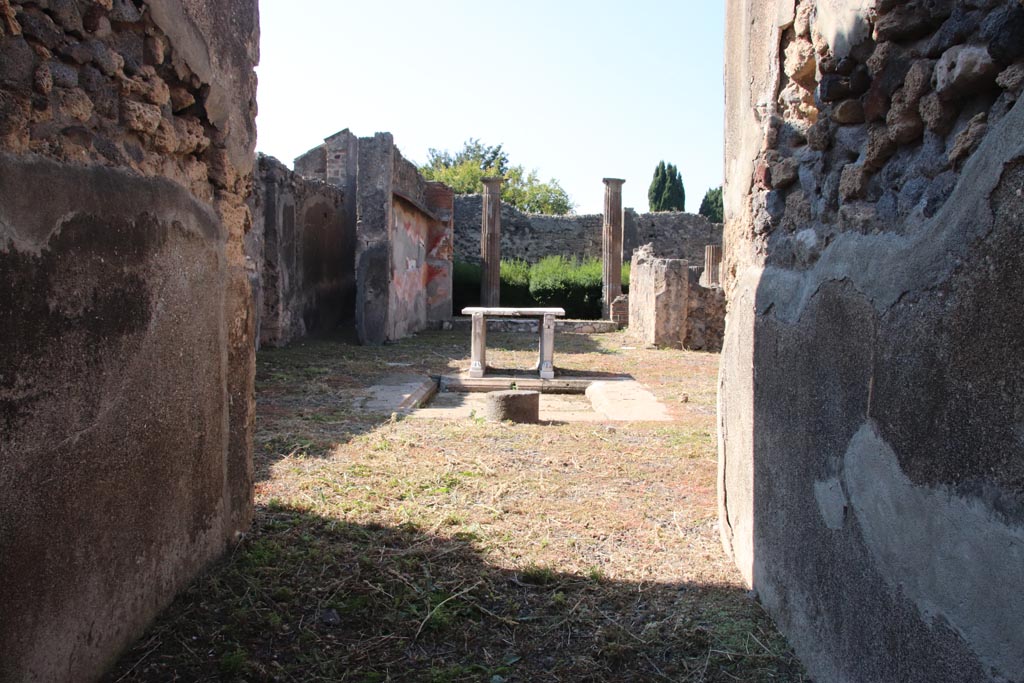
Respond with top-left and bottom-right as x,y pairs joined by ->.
0,1 -> 258,680
453,194 -> 722,265
720,1 -> 1024,681
251,154 -> 353,348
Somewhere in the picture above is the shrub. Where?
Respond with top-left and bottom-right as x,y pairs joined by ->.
529,256 -> 603,319
451,256 -> 628,319
500,259 -> 536,307
452,259 -> 481,312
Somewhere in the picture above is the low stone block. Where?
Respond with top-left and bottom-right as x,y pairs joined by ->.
484,390 -> 540,423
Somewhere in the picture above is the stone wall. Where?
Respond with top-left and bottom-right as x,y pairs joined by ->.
720,1 -> 1024,682
0,1 -> 259,681
626,245 -> 724,351
251,154 -> 353,347
453,194 -> 722,265
685,268 -> 725,352
296,130 -> 454,344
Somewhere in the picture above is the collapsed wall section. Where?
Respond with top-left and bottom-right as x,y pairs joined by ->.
251,154 -> 353,347
720,0 -> 1024,681
453,195 -> 721,265
0,1 -> 259,681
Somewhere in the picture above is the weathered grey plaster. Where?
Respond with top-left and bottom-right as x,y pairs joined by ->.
757,96 -> 1024,325
844,423 -> 1024,681
813,0 -> 875,58
813,477 -> 847,531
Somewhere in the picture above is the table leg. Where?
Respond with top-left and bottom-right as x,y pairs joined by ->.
469,312 -> 486,378
539,313 -> 555,379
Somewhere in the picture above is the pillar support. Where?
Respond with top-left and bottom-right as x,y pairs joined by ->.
480,177 -> 503,307
602,178 -> 625,319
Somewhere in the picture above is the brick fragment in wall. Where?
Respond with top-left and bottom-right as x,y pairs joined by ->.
807,120 -> 832,150
886,59 -> 933,144
173,115 -> 208,155
33,62 -> 52,94
119,66 -> 171,106
57,86 -> 92,121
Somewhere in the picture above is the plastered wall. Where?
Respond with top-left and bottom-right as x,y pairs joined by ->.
720,1 -> 1024,680
0,1 -> 259,680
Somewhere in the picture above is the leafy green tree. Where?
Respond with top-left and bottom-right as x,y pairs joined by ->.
648,161 -> 685,211
421,139 -> 573,215
699,186 -> 724,223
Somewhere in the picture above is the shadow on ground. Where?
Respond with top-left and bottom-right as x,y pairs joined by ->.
105,504 -> 808,683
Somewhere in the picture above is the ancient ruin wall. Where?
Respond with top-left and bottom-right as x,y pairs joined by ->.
720,1 -> 1024,681
252,155 -> 353,347
295,131 -> 454,343
0,1 -> 258,680
453,195 -> 722,265
627,246 -> 724,351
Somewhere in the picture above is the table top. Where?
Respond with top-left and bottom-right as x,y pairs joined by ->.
462,307 -> 566,317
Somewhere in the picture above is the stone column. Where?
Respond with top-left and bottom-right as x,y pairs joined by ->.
602,178 -> 626,319
480,177 -> 503,307
705,244 -> 722,287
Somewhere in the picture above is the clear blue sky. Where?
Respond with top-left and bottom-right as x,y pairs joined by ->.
256,1 -> 724,214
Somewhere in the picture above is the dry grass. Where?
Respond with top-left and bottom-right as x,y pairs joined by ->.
105,329 -> 806,682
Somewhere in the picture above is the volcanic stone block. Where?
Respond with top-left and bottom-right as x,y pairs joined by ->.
628,245 -> 689,349
484,390 -> 540,423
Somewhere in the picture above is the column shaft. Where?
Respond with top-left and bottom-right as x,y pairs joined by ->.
602,178 -> 626,319
480,178 -> 503,307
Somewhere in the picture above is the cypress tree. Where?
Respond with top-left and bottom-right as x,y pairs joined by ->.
660,164 -> 686,211
648,161 -> 667,211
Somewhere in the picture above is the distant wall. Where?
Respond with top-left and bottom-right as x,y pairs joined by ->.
453,194 -> 721,264
0,1 -> 259,680
252,155 -> 353,347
